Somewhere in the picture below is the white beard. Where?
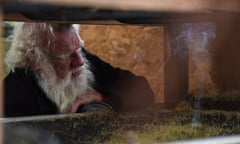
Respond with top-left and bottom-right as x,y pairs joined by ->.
35,57 -> 94,113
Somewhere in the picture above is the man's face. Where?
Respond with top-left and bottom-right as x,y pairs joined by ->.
37,28 -> 93,112
47,30 -> 84,80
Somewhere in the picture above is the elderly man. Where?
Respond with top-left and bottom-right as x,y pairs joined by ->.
4,23 -> 154,117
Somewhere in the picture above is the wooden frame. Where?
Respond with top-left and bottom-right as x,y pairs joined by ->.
1,0 -> 240,108
1,1 -> 240,143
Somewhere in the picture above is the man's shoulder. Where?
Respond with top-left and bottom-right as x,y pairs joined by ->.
4,67 -> 36,84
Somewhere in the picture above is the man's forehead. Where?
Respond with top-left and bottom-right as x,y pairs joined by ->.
50,31 -> 80,54
54,30 -> 79,41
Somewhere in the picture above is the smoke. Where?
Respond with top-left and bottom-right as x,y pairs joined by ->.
172,22 -> 216,57
172,22 -> 216,126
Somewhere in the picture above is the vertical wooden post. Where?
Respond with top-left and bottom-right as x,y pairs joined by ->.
0,7 -> 3,144
164,24 -> 189,108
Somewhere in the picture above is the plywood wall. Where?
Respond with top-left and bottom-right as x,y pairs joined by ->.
80,25 -> 165,103
80,24 -> 233,103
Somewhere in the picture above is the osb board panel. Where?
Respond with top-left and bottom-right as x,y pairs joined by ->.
188,21 -> 240,94
80,25 -> 164,103
188,47 -> 217,94
80,24 -> 221,103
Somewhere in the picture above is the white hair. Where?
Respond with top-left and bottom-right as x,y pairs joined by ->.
5,22 -> 94,113
36,53 -> 94,113
5,22 -> 57,69
5,23 -> 84,70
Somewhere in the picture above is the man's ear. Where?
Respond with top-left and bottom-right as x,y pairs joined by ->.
26,49 -> 40,70
22,22 -> 32,34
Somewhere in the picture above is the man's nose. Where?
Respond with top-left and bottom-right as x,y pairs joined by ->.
70,50 -> 84,68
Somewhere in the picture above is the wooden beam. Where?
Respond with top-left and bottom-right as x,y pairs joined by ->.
0,8 -> 3,117
10,0 -> 240,12
3,13 -> 32,22
2,0 -> 240,24
0,7 -> 3,144
3,13 -> 123,24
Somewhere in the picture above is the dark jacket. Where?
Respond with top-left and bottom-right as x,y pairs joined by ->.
4,48 -> 154,117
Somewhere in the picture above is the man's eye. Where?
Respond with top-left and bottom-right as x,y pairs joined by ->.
55,54 -> 70,60
76,48 -> 82,53
54,48 -> 81,60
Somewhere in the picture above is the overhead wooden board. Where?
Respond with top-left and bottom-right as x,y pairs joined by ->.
2,0 -> 240,24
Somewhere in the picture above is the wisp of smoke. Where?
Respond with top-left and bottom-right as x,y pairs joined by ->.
172,22 -> 216,126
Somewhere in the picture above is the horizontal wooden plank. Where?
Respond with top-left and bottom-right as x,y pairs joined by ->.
5,0 -> 240,12
2,0 -> 240,23
3,13 -> 123,24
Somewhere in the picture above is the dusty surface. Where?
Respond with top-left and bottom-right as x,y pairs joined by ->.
4,100 -> 240,144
